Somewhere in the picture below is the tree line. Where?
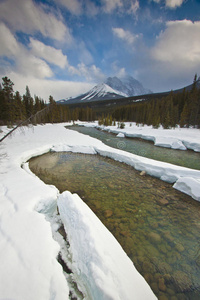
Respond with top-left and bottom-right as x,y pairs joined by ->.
0,76 -> 96,126
111,75 -> 200,128
1,75 -> 200,129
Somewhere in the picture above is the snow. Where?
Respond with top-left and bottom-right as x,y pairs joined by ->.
58,191 -> 156,300
0,122 -> 200,300
173,177 -> 200,201
81,83 -> 127,101
83,121 -> 200,152
116,132 -> 125,138
105,75 -> 151,96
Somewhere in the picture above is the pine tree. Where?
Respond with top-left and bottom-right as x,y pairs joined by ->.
2,76 -> 14,124
49,95 -> 58,123
152,101 -> 160,128
13,91 -> 24,122
23,86 -> 34,118
189,75 -> 200,126
180,102 -> 190,127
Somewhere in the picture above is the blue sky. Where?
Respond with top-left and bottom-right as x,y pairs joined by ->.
0,0 -> 200,100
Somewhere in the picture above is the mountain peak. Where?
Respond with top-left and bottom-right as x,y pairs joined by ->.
57,75 -> 152,104
105,75 -> 152,97
81,82 -> 127,102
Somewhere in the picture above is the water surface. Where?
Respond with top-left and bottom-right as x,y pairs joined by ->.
66,125 -> 200,170
29,152 -> 200,300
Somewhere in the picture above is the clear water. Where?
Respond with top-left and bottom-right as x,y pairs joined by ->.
29,152 -> 200,300
66,125 -> 200,170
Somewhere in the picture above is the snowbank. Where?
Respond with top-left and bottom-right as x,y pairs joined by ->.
117,132 -> 125,138
173,177 -> 200,201
58,191 -> 156,300
82,121 -> 200,152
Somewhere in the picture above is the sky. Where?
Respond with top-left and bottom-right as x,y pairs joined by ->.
0,0 -> 200,101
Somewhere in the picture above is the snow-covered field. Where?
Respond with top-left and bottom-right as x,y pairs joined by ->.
0,122 -> 200,300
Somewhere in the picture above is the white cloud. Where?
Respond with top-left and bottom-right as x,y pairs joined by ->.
152,20 -> 200,64
29,38 -> 68,69
0,0 -> 70,42
102,0 -> 123,13
0,23 -> 20,56
112,27 -> 138,45
151,0 -> 185,8
165,0 -> 185,8
17,55 -> 53,79
0,23 -> 53,79
138,19 -> 200,92
129,0 -> 140,15
71,63 -> 106,82
4,72 -> 94,101
111,63 -> 127,78
56,0 -> 82,15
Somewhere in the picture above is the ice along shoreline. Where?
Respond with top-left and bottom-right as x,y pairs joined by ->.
81,121 -> 200,152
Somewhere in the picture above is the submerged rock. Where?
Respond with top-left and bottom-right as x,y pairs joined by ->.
104,209 -> 113,218
158,277 -> 166,292
157,198 -> 169,206
173,270 -> 192,292
163,231 -> 174,242
140,170 -> 146,176
157,261 -> 172,274
148,232 -> 161,243
175,243 -> 185,252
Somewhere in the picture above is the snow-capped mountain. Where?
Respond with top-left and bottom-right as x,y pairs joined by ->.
58,82 -> 126,104
105,75 -> 152,97
80,83 -> 127,101
57,75 -> 152,104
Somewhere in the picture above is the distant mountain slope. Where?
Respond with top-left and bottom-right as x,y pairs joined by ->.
105,75 -> 152,97
173,77 -> 200,93
59,83 -> 126,104
80,83 -> 127,101
57,75 -> 151,104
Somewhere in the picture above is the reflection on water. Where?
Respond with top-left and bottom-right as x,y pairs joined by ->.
66,125 -> 200,170
29,152 -> 200,300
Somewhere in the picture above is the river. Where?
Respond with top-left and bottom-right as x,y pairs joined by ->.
66,125 -> 200,170
29,149 -> 200,300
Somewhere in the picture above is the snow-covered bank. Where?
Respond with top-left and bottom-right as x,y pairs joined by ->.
0,124 -> 157,300
82,121 -> 200,152
58,191 -> 156,300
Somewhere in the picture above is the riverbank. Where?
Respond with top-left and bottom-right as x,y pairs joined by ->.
81,121 -> 200,152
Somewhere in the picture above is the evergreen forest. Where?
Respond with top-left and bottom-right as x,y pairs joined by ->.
0,76 -> 95,126
0,75 -> 200,129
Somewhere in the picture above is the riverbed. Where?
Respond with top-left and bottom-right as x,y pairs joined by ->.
29,151 -> 200,300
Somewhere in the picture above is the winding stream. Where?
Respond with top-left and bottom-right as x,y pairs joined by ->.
29,151 -> 200,300
66,125 -> 200,170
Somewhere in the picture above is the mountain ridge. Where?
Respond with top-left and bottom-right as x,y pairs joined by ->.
57,75 -> 151,104
105,75 -> 152,97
